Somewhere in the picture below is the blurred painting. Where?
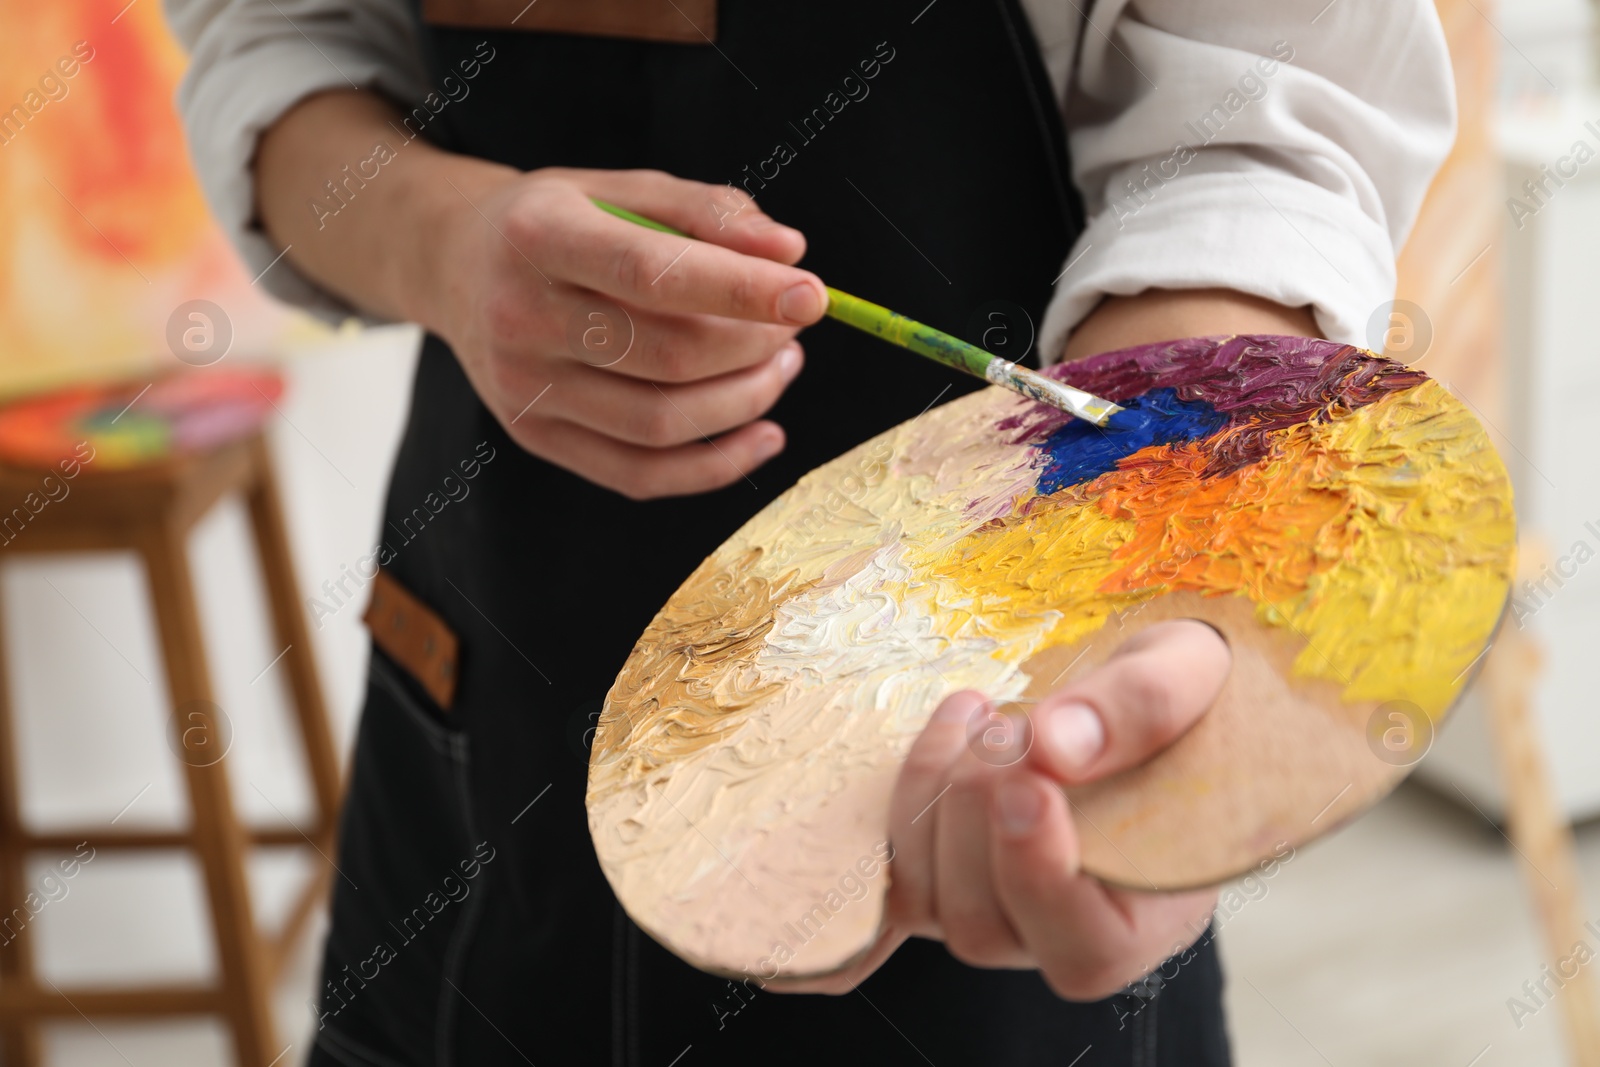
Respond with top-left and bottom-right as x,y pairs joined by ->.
0,0 -> 298,399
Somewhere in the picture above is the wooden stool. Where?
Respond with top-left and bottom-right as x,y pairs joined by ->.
0,433 -> 341,1067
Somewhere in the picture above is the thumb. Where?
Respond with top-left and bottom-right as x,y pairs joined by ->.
1026,619 -> 1230,784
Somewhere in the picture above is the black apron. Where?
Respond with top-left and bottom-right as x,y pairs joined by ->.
308,3 -> 1232,1064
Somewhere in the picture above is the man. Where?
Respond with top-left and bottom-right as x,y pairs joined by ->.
165,0 -> 1453,1062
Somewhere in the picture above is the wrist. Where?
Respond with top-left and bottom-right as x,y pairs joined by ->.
253,89 -> 522,328
391,150 -> 521,339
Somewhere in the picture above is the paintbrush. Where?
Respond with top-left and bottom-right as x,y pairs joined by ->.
591,198 -> 1123,426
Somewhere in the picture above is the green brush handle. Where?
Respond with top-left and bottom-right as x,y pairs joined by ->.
589,198 -> 1120,424
591,200 -> 981,364
593,199 -> 684,236
820,286 -> 994,380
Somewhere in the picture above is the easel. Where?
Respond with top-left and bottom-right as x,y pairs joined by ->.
1484,546 -> 1600,1064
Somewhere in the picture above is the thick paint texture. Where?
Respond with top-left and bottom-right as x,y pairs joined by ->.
588,335 -> 1515,979
948,379 -> 1510,715
1003,334 -> 1428,475
1036,387 -> 1226,492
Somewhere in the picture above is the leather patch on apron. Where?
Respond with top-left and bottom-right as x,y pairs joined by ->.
363,570 -> 461,710
420,0 -> 717,44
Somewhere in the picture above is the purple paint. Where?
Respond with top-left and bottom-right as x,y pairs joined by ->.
1000,335 -> 1426,475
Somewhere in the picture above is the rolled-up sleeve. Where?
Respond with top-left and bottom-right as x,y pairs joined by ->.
164,0 -> 429,318
1038,0 -> 1456,357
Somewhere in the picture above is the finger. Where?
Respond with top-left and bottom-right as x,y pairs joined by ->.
544,342 -> 803,447
477,279 -> 798,384
510,414 -> 786,500
529,188 -> 827,324
934,756 -> 1028,968
885,691 -> 986,937
572,168 -> 808,265
990,768 -> 1217,1001
593,308 -> 800,383
1027,619 -> 1230,784
760,928 -> 909,995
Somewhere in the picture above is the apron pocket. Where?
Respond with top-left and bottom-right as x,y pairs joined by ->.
310,650 -> 492,1067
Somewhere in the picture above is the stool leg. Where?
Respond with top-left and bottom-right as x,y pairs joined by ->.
139,524 -> 277,1067
244,437 -> 342,841
0,565 -> 41,1066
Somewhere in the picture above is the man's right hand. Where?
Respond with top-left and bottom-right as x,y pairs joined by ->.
256,92 -> 825,499
426,167 -> 827,499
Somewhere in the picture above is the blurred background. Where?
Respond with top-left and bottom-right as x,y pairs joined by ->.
0,0 -> 1598,1064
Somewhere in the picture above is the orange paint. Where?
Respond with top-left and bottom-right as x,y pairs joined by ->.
1095,427 -> 1354,605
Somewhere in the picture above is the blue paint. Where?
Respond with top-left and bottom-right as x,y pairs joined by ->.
1036,388 -> 1227,494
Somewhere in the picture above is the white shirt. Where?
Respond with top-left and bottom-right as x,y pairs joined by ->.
164,0 -> 1455,357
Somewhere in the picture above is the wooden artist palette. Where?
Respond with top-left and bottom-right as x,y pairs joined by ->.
587,335 -> 1515,979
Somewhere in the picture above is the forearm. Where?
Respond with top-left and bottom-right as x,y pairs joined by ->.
1060,288 -> 1320,365
254,88 -> 514,331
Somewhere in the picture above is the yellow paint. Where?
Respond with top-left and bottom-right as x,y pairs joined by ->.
921,381 -> 1514,717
